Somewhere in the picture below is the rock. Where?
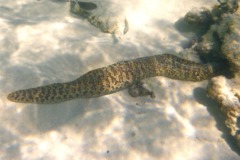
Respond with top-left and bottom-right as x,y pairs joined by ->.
184,7 -> 212,25
207,75 -> 240,147
184,0 -> 240,73
184,0 -> 240,148
70,0 -> 128,36
220,10 -> 240,72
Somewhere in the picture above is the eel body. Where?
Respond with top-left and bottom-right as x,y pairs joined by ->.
7,54 -> 220,104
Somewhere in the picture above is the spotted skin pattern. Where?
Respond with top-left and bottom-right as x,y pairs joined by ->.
7,54 -> 219,104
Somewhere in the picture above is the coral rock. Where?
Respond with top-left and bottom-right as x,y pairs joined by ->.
207,75 -> 240,146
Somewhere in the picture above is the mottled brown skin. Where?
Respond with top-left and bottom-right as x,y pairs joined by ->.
7,54 -> 219,104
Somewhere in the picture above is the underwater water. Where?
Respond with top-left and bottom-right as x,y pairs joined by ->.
0,0 -> 239,159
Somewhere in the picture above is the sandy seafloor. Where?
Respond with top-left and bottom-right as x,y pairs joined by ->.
0,0 -> 240,159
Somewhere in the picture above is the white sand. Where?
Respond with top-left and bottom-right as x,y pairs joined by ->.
0,0 -> 239,159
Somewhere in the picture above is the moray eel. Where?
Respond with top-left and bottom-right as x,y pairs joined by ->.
7,54 -> 221,104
